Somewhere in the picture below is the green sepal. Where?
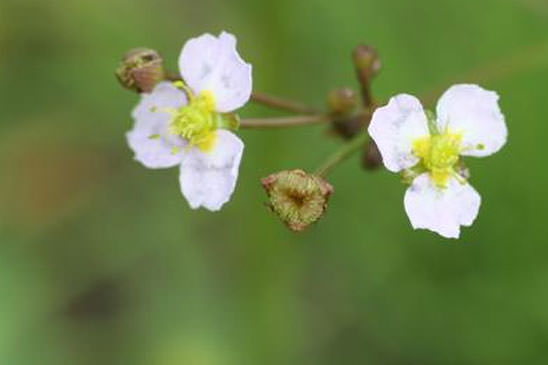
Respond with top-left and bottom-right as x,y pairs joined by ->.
217,113 -> 240,131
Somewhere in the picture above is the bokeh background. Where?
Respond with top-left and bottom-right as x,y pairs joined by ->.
1,0 -> 548,363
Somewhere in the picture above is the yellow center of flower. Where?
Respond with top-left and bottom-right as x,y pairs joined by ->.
412,131 -> 462,188
169,90 -> 217,152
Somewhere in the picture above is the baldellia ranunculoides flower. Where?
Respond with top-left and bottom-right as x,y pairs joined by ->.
368,84 -> 508,238
126,32 -> 252,211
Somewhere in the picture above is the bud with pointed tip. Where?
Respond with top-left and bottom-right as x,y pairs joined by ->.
331,114 -> 366,140
353,45 -> 381,79
261,170 -> 333,232
116,48 -> 165,93
327,88 -> 358,115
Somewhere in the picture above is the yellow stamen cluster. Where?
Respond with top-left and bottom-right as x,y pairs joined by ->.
412,131 -> 462,188
169,90 -> 218,151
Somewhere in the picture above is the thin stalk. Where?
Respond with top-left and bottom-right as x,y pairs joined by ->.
250,92 -> 320,115
315,133 -> 368,178
358,78 -> 374,108
240,114 -> 330,129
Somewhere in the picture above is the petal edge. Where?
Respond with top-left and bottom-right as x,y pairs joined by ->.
179,32 -> 252,113
179,130 -> 244,211
436,84 -> 507,157
127,82 -> 187,169
368,94 -> 429,172
404,174 -> 481,239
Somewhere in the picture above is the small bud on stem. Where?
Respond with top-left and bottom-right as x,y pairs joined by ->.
353,45 -> 381,80
330,110 -> 373,140
327,88 -> 358,115
327,88 -> 364,139
352,45 -> 381,108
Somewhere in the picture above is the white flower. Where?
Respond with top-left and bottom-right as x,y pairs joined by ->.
126,31 -> 252,211
368,84 -> 507,238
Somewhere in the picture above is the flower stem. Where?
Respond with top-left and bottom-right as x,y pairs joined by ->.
250,91 -> 320,114
315,133 -> 368,178
356,74 -> 375,108
240,114 -> 330,129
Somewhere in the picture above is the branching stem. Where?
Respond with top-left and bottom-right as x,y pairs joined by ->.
315,133 -> 368,178
240,114 -> 330,129
250,91 -> 320,115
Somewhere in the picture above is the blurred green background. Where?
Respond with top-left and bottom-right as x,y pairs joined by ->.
1,0 -> 548,363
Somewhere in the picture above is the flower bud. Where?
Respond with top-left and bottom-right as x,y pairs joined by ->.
331,114 -> 365,140
261,170 -> 333,232
116,48 -> 165,93
362,140 -> 383,170
352,45 -> 381,79
327,88 -> 358,115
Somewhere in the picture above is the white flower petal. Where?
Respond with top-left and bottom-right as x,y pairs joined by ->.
179,130 -> 244,211
179,31 -> 252,113
368,94 -> 430,172
436,84 -> 507,157
404,173 -> 481,239
127,82 -> 187,169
